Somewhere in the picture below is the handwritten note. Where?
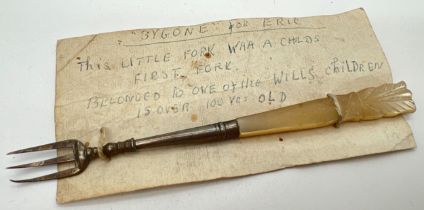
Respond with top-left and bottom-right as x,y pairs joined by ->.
55,8 -> 415,203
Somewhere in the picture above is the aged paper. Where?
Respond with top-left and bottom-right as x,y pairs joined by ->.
55,8 -> 415,203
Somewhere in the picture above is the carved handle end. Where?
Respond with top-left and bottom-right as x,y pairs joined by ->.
328,81 -> 416,124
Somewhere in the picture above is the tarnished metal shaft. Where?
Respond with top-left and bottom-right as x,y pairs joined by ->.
102,120 -> 240,158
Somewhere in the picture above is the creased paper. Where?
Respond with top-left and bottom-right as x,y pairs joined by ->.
55,8 -> 415,203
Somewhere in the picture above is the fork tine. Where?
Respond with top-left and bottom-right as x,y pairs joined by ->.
6,154 -> 75,169
10,168 -> 81,183
7,140 -> 75,155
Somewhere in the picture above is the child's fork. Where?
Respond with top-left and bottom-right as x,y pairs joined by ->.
7,81 -> 416,183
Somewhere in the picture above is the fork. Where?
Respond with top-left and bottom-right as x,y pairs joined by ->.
7,81 -> 416,182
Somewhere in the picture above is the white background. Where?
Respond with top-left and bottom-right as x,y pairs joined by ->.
1,0 -> 423,209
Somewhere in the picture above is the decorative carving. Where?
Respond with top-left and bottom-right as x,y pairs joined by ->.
328,81 -> 416,124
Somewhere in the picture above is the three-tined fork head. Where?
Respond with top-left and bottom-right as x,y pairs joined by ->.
7,139 -> 99,183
